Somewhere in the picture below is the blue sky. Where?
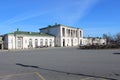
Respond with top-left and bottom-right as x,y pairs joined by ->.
0,0 -> 120,37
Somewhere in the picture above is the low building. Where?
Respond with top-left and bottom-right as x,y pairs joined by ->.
3,30 -> 54,49
0,37 -> 3,49
83,37 -> 106,46
40,24 -> 83,47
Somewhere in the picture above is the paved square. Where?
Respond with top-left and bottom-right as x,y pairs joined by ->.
0,47 -> 120,80
0,72 -> 45,80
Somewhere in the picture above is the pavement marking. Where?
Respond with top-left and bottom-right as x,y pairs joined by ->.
0,72 -> 33,78
0,72 -> 46,80
34,72 -> 46,80
80,77 -> 93,80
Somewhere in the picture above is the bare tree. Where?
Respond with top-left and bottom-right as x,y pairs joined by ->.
115,33 -> 120,45
103,34 -> 113,45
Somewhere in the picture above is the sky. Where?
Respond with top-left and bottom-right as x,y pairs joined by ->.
0,0 -> 120,37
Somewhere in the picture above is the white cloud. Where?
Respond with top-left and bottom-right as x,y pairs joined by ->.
0,0 -> 101,26
0,11 -> 47,25
53,0 -> 101,24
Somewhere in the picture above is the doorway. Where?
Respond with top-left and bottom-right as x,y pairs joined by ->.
63,39 -> 65,47
71,39 -> 73,46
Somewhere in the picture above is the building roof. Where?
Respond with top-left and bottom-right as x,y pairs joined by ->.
8,31 -> 54,37
40,24 -> 82,30
40,24 -> 61,30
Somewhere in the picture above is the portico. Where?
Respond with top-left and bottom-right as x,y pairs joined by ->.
40,24 -> 83,47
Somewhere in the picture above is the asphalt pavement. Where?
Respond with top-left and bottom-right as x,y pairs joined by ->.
0,47 -> 120,80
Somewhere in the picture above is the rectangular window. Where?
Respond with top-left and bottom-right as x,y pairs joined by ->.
62,28 -> 65,37
76,30 -> 78,37
35,39 -> 38,48
17,37 -> 23,49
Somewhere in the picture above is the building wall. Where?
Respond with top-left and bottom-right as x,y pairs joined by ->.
0,37 -> 3,49
8,35 -> 15,49
99,39 -> 107,45
40,25 -> 83,47
4,34 -> 54,50
4,35 -> 9,49
40,26 -> 61,37
40,26 -> 61,47
83,38 -> 88,45
22,36 -> 54,48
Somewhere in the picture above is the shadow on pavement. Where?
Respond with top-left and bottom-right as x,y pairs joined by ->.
16,63 -> 117,80
113,53 -> 120,55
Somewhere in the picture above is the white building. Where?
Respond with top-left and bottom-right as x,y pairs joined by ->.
83,37 -> 106,46
40,24 -> 83,47
0,37 -> 3,49
2,24 -> 106,50
3,30 -> 54,49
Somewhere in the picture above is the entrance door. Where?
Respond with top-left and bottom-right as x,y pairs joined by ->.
17,37 -> 23,49
0,44 -> 2,49
63,39 -> 65,47
71,39 -> 73,46
80,39 -> 82,45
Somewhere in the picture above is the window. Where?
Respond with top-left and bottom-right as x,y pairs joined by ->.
62,28 -> 65,37
80,39 -> 82,45
17,37 -> 23,49
40,39 -> 43,47
35,39 -> 38,48
76,30 -> 78,37
29,39 -> 32,48
45,39 -> 48,47
50,39 -> 52,47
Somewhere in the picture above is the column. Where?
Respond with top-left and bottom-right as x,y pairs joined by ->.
64,28 -> 66,37
60,27 -> 62,37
